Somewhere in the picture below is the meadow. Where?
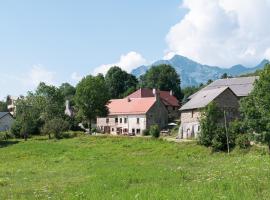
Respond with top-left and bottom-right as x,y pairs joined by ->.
1,135 -> 270,199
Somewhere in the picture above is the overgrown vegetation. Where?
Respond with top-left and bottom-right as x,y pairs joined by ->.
1,136 -> 270,199
240,64 -> 270,152
150,125 -> 160,138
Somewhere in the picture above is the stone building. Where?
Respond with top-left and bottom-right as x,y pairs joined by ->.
179,76 -> 258,139
96,95 -> 168,135
126,88 -> 180,121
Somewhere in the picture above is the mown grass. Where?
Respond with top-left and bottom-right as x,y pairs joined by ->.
0,135 -> 270,199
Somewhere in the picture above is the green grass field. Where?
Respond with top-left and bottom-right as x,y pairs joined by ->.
1,136 -> 270,200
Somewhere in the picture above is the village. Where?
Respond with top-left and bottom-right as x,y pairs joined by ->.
0,68 -> 262,149
2,1 -> 270,199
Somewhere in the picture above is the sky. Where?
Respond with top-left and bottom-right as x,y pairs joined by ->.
1,0 -> 270,99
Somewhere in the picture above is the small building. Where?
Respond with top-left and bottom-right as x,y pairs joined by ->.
6,96 -> 19,116
0,112 -> 14,132
97,95 -> 168,135
179,76 -> 258,139
126,88 -> 180,120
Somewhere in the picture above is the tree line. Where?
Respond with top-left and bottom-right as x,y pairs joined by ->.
0,64 -> 183,139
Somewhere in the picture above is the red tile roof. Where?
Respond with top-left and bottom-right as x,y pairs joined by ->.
126,88 -> 179,107
107,97 -> 156,115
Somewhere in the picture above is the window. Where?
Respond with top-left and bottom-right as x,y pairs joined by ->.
115,118 -> 118,123
124,118 -> 127,123
132,129 -> 135,134
120,118 -> 122,123
198,126 -> 200,131
112,128 -> 114,132
136,129 -> 141,134
137,118 -> 140,124
106,118 -> 109,123
191,110 -> 194,118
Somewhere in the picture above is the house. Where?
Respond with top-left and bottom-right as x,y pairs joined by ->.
96,94 -> 168,135
126,88 -> 180,120
64,100 -> 74,117
0,112 -> 14,132
188,76 -> 258,100
179,76 -> 258,139
6,96 -> 19,116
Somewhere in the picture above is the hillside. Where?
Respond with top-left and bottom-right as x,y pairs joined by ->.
131,55 -> 269,87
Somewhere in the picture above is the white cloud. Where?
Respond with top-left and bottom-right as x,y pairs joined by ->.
0,65 -> 56,99
165,0 -> 270,67
93,51 -> 147,75
71,72 -> 83,82
25,65 -> 56,86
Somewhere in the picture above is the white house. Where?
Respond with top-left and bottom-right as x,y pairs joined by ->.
0,112 -> 14,132
97,95 -> 168,135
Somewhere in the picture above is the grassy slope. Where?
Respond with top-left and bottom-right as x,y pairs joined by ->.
0,136 -> 270,200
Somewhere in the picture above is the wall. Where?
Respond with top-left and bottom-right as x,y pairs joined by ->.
146,99 -> 168,129
179,89 -> 240,139
97,115 -> 146,135
167,106 -> 180,121
0,114 -> 14,131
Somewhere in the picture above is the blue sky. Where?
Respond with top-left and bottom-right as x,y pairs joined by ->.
0,0 -> 185,98
1,0 -> 270,99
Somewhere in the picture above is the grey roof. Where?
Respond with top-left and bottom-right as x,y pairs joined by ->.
0,112 -> 10,119
189,76 -> 258,99
180,87 -> 232,111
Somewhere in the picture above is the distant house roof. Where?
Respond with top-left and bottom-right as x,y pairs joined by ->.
107,97 -> 156,115
189,76 -> 258,99
180,87 -> 235,111
0,112 -> 12,120
126,88 -> 179,107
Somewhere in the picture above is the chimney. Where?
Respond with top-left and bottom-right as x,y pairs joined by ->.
152,88 -> 156,96
170,90 -> 173,96
65,100 -> 70,109
127,97 -> 131,102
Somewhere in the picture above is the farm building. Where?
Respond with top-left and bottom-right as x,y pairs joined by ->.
179,76 -> 258,139
0,112 -> 14,132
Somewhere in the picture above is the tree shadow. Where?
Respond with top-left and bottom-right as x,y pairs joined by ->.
0,140 -> 20,148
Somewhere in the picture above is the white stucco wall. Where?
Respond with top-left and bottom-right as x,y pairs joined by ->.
97,114 -> 147,135
0,114 -> 14,131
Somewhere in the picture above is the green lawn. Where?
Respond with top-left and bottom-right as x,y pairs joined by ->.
1,136 -> 270,200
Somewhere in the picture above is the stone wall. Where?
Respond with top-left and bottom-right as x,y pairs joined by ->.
146,98 -> 168,129
180,88 -> 240,139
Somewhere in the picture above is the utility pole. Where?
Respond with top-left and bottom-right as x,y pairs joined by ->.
224,110 -> 230,154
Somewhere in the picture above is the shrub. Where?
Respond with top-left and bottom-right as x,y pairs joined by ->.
0,131 -> 15,141
10,120 -> 22,138
142,129 -> 150,136
236,134 -> 251,149
42,118 -> 69,139
150,125 -> 160,138
198,102 -> 223,147
211,127 -> 228,152
91,128 -> 97,133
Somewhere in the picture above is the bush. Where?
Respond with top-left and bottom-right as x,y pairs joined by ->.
211,127 -> 228,152
0,131 -> 15,141
10,120 -> 22,138
42,118 -> 69,139
236,134 -> 251,149
150,125 -> 160,138
142,129 -> 150,136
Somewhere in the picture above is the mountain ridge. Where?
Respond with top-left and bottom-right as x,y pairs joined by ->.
131,55 -> 269,87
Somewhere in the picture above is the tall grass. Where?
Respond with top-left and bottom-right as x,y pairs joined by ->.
0,135 -> 270,199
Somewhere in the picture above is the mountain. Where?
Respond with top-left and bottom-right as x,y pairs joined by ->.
131,55 -> 269,87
